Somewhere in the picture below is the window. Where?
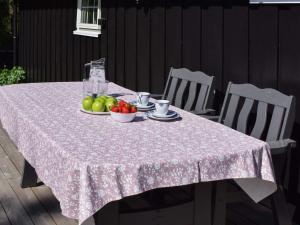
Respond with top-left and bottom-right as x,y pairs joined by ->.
73,0 -> 101,37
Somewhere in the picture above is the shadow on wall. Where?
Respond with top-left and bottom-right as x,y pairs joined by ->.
0,50 -> 13,68
289,123 -> 300,220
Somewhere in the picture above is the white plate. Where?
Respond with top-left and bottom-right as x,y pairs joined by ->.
147,112 -> 180,121
137,106 -> 155,112
80,108 -> 110,115
151,110 -> 177,118
132,101 -> 155,109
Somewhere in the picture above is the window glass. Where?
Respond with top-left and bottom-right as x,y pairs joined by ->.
80,0 -> 98,24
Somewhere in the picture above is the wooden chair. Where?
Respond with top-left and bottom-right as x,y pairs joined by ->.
153,67 -> 215,115
212,82 -> 296,225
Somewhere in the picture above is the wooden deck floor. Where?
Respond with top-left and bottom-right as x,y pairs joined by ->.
0,126 -> 295,225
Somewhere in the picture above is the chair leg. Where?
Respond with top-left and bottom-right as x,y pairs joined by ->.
213,181 -> 227,225
194,182 -> 212,225
21,159 -> 38,188
271,185 -> 292,225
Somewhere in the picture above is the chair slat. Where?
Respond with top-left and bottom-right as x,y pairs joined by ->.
194,85 -> 209,112
163,68 -> 214,113
174,80 -> 188,108
236,98 -> 254,134
223,95 -> 240,127
166,77 -> 178,104
266,106 -> 285,141
250,102 -> 268,139
184,82 -> 197,111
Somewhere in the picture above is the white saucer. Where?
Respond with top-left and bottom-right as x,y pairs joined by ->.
147,112 -> 180,121
151,110 -> 177,118
80,108 -> 110,115
132,101 -> 155,109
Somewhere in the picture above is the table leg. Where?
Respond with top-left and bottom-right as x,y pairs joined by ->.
94,201 -> 119,225
194,182 -> 212,225
83,216 -> 96,225
20,159 -> 38,188
212,181 -> 227,225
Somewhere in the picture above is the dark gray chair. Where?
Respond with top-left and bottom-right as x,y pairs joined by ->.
213,82 -> 296,225
153,67 -> 215,115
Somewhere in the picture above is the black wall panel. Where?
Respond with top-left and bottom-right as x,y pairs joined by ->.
18,0 -> 300,219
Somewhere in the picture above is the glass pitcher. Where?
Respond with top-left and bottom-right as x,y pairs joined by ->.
89,58 -> 106,97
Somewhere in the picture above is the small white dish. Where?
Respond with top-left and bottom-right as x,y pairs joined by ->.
151,110 -> 177,118
132,101 -> 155,109
147,112 -> 180,121
110,111 -> 136,123
80,108 -> 110,115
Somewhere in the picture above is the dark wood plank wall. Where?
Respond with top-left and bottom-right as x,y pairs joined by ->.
17,0 -> 300,221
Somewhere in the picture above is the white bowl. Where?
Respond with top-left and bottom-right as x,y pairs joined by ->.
110,111 -> 136,123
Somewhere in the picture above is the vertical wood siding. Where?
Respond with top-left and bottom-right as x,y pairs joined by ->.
18,0 -> 300,216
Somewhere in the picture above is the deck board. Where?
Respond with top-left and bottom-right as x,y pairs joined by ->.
7,178 -> 57,225
0,145 -> 20,179
0,171 -> 34,225
0,201 -> 11,225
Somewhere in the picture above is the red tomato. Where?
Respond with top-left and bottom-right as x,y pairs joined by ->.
111,106 -> 119,112
130,106 -> 137,113
119,100 -> 126,108
124,103 -> 131,111
122,107 -> 130,113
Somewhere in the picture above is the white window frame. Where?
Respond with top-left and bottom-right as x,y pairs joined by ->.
73,0 -> 101,37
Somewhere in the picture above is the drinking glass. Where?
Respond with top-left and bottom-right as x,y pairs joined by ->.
82,79 -> 92,98
96,81 -> 108,95
100,81 -> 108,95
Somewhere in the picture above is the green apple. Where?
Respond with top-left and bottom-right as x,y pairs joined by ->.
82,97 -> 93,111
99,95 -> 108,100
105,97 -> 117,111
105,101 -> 116,111
85,95 -> 93,101
106,97 -> 117,104
94,97 -> 106,104
92,101 -> 105,112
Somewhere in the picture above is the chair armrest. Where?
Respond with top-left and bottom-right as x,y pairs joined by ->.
267,139 -> 296,155
150,94 -> 163,99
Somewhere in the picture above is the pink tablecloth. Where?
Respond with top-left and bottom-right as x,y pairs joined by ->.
0,82 -> 276,224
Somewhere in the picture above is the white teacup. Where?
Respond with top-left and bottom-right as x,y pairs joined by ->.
136,92 -> 150,106
155,100 -> 170,115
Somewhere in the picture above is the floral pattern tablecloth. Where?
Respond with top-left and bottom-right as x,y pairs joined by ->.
0,82 -> 276,224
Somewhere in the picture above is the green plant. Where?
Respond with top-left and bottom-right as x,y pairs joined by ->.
0,66 -> 26,85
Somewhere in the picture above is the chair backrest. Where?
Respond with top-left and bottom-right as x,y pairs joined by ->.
218,82 -> 295,141
163,68 -> 215,112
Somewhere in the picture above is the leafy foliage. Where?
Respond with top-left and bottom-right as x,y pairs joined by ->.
0,66 -> 26,85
